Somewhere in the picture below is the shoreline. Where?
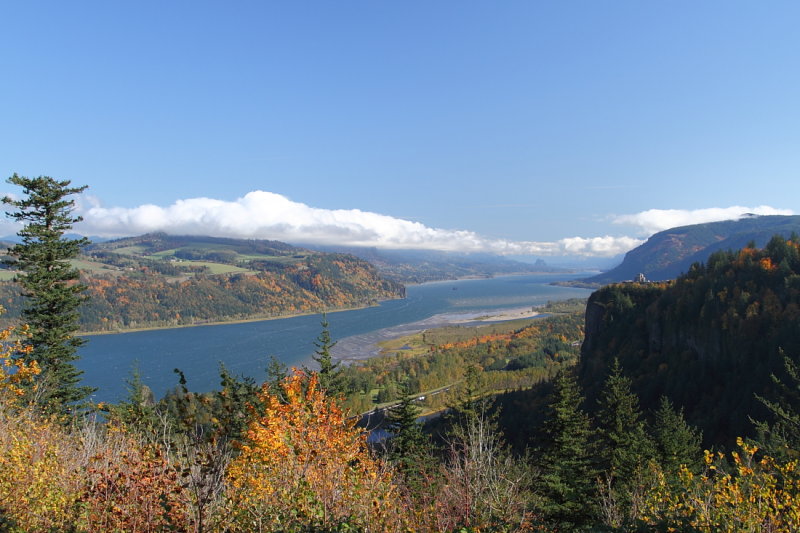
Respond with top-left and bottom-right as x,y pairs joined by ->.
78,301 -> 382,336
78,271 -> 570,336
332,306 -> 543,362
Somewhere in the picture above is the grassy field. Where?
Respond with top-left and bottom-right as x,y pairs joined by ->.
376,333 -> 432,357
179,261 -> 256,275
70,258 -> 125,275
236,253 -> 308,263
76,247 -> 261,277
144,248 -> 305,269
146,248 -> 180,258
112,245 -> 148,255
376,317 -> 544,357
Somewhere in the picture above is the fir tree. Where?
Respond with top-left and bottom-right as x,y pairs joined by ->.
596,359 -> 655,480
753,351 -> 800,460
2,174 -> 93,412
214,364 -> 261,442
309,313 -> 342,394
447,363 -> 486,430
651,396 -> 703,479
386,383 -> 432,491
538,369 -> 597,528
107,365 -> 159,438
595,358 -> 656,526
265,355 -> 289,400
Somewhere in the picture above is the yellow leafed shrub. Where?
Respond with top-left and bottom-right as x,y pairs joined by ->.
642,438 -> 800,532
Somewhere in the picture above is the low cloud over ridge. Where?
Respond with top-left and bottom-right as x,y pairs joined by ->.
75,191 -> 639,257
613,206 -> 794,235
69,192 -> 792,258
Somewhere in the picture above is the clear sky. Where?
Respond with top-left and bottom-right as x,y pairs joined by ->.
2,1 -> 799,259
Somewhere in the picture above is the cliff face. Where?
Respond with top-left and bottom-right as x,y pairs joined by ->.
578,237 -> 800,445
579,283 -> 749,446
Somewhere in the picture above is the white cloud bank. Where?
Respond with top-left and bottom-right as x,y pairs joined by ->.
613,206 -> 794,235
65,192 -> 793,258
74,190 -> 640,257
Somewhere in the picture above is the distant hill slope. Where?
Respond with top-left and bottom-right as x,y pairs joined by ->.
0,233 -> 405,332
581,215 -> 800,285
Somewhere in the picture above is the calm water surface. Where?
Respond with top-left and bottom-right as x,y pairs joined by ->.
77,273 -> 592,402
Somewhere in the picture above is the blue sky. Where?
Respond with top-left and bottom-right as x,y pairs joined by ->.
2,2 -> 799,259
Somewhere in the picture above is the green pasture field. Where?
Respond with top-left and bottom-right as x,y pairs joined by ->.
179,261 -> 255,275
70,258 -> 125,275
146,248 -> 180,258
235,253 -> 308,263
112,245 -> 148,255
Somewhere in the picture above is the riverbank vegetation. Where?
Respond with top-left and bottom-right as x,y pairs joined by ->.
338,299 -> 586,415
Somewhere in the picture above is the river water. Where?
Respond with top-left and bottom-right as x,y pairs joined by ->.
77,273 -> 593,403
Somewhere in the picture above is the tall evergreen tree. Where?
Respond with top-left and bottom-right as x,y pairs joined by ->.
308,313 -> 343,394
595,359 -> 656,527
753,351 -> 800,460
2,174 -> 93,411
538,369 -> 597,529
596,359 -> 655,482
386,383 -> 432,491
651,396 -> 703,479
265,354 -> 289,400
447,363 -> 486,431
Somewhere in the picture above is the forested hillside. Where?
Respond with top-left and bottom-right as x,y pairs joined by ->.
579,234 -> 800,446
0,234 -> 404,331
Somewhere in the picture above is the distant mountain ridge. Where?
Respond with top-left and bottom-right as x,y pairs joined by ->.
580,215 -> 800,285
307,245 -> 566,283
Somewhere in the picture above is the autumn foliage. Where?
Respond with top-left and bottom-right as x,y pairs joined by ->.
642,439 -> 800,532
224,370 -> 409,532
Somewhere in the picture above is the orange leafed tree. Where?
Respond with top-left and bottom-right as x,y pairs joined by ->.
224,370 -> 411,532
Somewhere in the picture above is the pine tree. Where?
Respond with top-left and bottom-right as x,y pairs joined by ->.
386,383 -> 432,491
596,359 -> 655,483
651,396 -> 702,479
2,174 -> 93,412
107,366 -> 159,438
309,313 -> 342,394
538,369 -> 597,528
753,351 -> 800,460
595,359 -> 656,528
214,364 -> 261,442
447,363 -> 486,430
265,354 -> 289,400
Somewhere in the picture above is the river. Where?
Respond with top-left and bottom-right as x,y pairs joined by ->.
77,273 -> 593,403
